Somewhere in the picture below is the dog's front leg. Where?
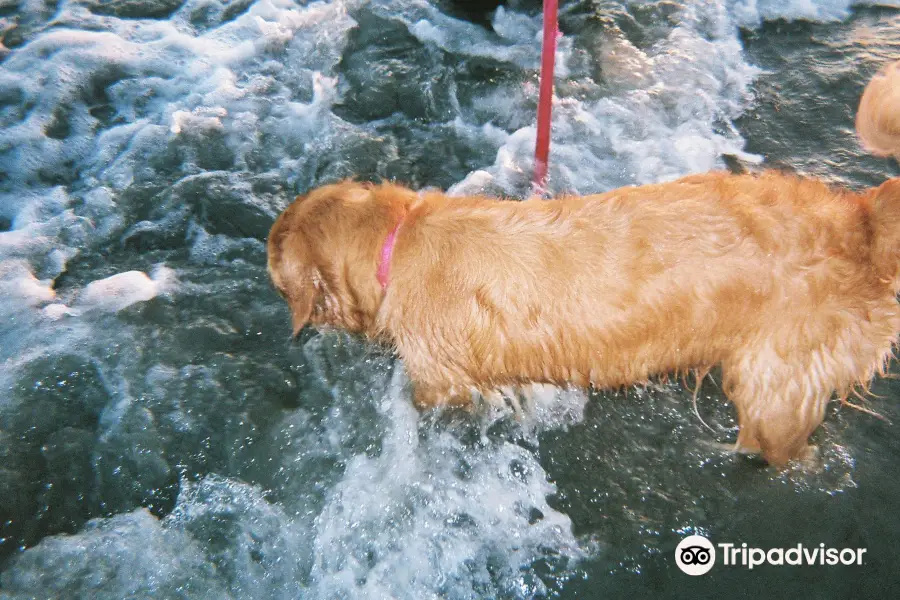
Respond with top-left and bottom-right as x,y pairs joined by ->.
412,381 -> 475,409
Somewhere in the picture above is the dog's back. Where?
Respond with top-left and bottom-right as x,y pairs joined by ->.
382,167 -> 900,464
387,173 -> 887,376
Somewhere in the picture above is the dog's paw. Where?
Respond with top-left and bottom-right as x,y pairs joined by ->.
480,386 -> 529,418
790,443 -> 820,467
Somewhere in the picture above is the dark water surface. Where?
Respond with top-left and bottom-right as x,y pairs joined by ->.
0,0 -> 898,598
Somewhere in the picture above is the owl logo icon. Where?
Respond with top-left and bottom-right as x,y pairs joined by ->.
675,535 -> 716,575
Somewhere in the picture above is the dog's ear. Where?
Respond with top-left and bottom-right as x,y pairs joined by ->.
277,249 -> 319,339
269,216 -> 319,338
287,278 -> 315,339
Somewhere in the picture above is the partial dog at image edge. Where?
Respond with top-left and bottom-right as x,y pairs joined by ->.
857,60 -> 900,160
268,61 -> 900,466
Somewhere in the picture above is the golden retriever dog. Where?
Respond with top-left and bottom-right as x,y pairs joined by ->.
268,62 -> 900,466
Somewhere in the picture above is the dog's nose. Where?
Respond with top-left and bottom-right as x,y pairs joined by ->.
289,323 -> 318,346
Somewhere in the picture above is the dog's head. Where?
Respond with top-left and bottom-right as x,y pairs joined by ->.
267,181 -> 415,338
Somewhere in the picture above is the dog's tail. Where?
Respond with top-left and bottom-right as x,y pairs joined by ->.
857,61 -> 900,291
857,60 -> 900,159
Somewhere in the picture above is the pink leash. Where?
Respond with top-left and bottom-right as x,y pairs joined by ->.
532,0 -> 559,192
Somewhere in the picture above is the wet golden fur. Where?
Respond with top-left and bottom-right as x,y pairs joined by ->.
857,60 -> 900,159
268,62 -> 900,466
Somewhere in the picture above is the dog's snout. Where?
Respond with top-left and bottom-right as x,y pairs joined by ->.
290,323 -> 317,346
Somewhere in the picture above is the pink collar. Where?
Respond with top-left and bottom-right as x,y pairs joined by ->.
376,218 -> 404,289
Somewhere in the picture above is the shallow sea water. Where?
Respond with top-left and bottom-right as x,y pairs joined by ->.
0,0 -> 899,598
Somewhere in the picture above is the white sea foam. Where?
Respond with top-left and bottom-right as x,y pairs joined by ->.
77,265 -> 175,312
729,0 -> 900,28
42,302 -> 79,320
1,476 -> 307,599
304,370 -> 586,598
0,260 -> 56,306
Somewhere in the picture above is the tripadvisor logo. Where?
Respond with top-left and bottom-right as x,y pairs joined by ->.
675,535 -> 867,575
675,535 -> 715,576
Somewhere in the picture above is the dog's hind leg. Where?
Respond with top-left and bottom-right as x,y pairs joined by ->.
722,349 -> 831,466
732,402 -> 762,455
